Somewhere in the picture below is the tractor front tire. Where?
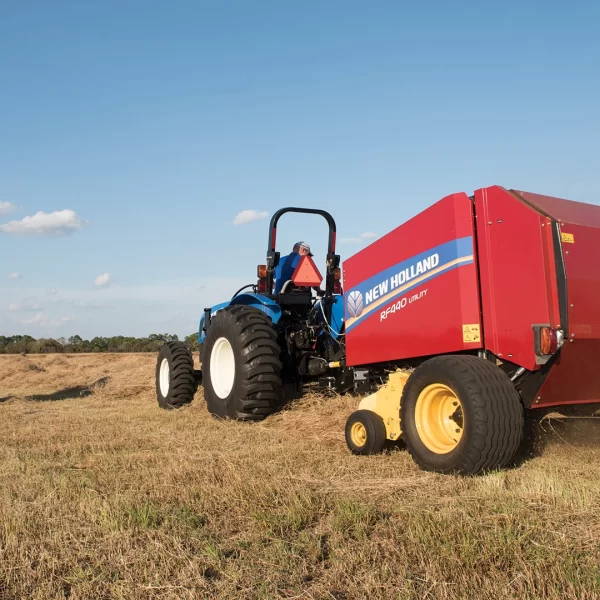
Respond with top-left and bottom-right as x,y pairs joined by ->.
202,305 -> 282,421
400,355 -> 523,475
156,341 -> 197,409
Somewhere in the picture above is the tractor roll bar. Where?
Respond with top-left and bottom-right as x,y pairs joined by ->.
265,208 -> 340,312
267,207 -> 337,255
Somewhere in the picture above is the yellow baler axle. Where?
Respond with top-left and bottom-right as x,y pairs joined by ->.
357,370 -> 410,441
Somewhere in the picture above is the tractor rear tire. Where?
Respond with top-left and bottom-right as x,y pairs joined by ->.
156,341 -> 197,409
400,355 -> 523,475
202,305 -> 282,421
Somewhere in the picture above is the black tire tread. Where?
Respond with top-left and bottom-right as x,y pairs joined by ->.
345,410 -> 387,455
202,305 -> 282,421
156,341 -> 196,410
401,355 -> 523,474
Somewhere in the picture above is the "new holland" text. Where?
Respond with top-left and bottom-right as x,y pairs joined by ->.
364,254 -> 439,305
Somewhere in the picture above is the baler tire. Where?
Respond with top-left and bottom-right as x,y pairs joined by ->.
345,410 -> 387,455
156,341 -> 197,410
400,355 -> 523,475
202,305 -> 282,421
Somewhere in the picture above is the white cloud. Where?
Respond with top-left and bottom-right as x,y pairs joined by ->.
8,272 -> 23,280
361,231 -> 378,239
20,312 -> 73,327
0,209 -> 88,235
21,312 -> 46,324
47,288 -> 58,295
0,276 -> 250,338
0,202 -> 15,215
233,209 -> 269,225
95,273 -> 112,287
340,237 -> 362,244
7,298 -> 42,312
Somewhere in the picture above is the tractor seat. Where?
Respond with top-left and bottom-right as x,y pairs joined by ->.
274,253 -> 301,294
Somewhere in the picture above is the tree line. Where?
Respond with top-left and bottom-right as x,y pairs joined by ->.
0,334 -> 200,355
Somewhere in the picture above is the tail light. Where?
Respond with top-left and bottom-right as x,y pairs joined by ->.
534,326 -> 564,356
333,267 -> 342,294
540,327 -> 553,355
257,264 -> 269,294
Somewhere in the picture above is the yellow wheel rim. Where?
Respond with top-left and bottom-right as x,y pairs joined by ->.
350,422 -> 367,447
415,383 -> 464,454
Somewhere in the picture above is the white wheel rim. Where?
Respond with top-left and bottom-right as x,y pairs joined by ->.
210,337 -> 235,399
159,358 -> 170,397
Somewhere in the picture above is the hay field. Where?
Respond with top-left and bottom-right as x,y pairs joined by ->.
2,353 -> 600,599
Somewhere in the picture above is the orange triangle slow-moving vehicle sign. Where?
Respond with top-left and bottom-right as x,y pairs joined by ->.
291,255 -> 323,287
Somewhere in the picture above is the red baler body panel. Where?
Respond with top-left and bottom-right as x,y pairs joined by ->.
526,202 -> 600,408
343,185 -> 600,409
343,193 -> 482,366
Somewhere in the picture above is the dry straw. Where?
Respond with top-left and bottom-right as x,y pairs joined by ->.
2,354 -> 600,599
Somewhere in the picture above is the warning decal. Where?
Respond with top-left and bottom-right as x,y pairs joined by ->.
462,324 -> 481,344
561,232 -> 575,244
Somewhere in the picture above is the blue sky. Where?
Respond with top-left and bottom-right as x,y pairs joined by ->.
2,0 -> 600,339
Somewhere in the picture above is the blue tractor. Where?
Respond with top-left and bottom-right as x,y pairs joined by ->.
155,208 -> 349,420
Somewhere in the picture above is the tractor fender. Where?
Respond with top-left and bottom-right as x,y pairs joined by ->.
198,294 -> 282,344
230,293 -> 283,323
198,301 -> 230,344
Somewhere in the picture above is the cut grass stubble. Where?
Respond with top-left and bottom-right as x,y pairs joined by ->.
2,354 -> 600,599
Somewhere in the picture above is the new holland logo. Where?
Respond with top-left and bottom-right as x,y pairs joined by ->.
347,290 -> 364,318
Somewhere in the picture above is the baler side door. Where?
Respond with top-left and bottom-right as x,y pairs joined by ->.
475,186 -> 562,372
